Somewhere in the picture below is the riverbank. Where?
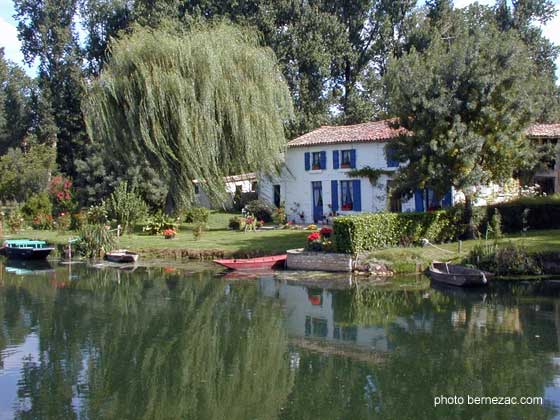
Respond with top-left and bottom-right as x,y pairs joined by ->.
360,229 -> 560,274
6,211 -> 309,259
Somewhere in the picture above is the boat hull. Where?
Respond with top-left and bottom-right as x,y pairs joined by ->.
214,255 -> 287,270
104,250 -> 139,263
3,247 -> 53,260
427,262 -> 490,287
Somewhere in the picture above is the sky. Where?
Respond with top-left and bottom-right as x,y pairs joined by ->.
0,0 -> 559,82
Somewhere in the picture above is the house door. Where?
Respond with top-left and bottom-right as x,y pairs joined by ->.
312,181 -> 323,223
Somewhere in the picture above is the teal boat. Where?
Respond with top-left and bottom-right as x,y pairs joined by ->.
1,240 -> 55,260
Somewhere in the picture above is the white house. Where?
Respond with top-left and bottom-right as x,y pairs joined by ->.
526,123 -> 560,194
259,119 -> 453,224
195,172 -> 257,209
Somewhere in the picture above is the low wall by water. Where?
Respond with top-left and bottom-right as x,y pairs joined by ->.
286,248 -> 353,272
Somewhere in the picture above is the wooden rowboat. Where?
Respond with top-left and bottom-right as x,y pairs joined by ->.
427,261 -> 491,287
104,249 -> 139,263
213,254 -> 287,270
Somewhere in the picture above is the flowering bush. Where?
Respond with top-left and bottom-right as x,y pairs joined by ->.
55,212 -> 71,232
163,228 -> 176,238
320,227 -> 333,237
48,175 -> 74,213
307,232 -> 320,241
32,213 -> 54,230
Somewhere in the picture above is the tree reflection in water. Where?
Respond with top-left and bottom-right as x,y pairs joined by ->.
0,265 -> 293,419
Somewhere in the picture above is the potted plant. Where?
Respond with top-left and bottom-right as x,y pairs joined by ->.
306,231 -> 322,251
341,203 -> 352,211
163,228 -> 176,239
320,226 -> 333,239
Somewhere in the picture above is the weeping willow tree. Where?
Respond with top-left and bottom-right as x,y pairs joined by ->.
84,22 -> 294,211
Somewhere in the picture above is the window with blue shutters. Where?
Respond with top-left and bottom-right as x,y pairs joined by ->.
333,151 -> 339,169
385,145 -> 399,167
350,150 -> 356,168
304,152 -> 310,171
340,180 -> 361,211
442,188 -> 453,208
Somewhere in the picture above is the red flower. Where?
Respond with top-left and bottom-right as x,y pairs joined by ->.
320,227 -> 333,235
65,192 -> 71,200
57,192 -> 64,200
307,232 -> 320,241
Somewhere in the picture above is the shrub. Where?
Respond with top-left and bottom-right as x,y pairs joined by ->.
487,208 -> 503,239
75,224 -> 117,258
71,212 -> 87,230
87,203 -> 108,224
21,193 -> 52,220
106,181 -> 148,233
244,199 -> 274,222
48,175 -> 75,214
143,211 -> 178,235
487,195 -> 560,233
185,207 -> 210,223
31,213 -> 54,230
232,191 -> 258,211
333,211 -> 455,254
466,242 -> 541,275
6,206 -> 24,233
192,223 -> 208,240
229,216 -> 242,230
55,213 -> 71,232
272,204 -> 287,225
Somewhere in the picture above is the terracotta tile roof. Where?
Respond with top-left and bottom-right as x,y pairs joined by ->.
526,124 -> 560,138
287,119 -> 408,148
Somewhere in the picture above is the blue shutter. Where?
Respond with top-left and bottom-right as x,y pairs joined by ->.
331,180 -> 338,212
333,150 -> 339,169
304,152 -> 310,171
442,188 -> 453,208
320,151 -> 327,169
352,180 -> 361,211
350,149 -> 357,168
386,146 -> 399,167
414,189 -> 424,212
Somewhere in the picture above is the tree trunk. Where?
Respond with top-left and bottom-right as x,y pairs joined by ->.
462,194 -> 477,239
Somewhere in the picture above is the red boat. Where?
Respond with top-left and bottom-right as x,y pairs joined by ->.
213,254 -> 287,270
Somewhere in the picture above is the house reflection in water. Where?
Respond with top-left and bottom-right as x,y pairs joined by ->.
257,277 -> 431,352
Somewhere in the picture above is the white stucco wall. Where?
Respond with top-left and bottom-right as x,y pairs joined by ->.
260,141 -> 417,223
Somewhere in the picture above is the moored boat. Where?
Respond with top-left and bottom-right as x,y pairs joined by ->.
104,249 -> 139,263
427,261 -> 491,287
0,240 -> 54,260
213,254 -> 287,270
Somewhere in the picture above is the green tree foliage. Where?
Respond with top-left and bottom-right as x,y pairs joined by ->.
84,22 -> 293,212
385,5 -> 551,234
0,144 -> 56,203
14,0 -> 88,177
0,49 -> 34,153
105,181 -> 147,233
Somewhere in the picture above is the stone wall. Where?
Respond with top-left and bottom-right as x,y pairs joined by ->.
286,248 -> 353,272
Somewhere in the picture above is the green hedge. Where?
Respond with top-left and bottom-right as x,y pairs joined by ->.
488,195 -> 560,233
333,211 -> 456,254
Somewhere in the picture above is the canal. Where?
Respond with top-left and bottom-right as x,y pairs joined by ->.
0,261 -> 559,419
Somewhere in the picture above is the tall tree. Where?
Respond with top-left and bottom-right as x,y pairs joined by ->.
14,0 -> 88,177
385,5 -> 549,236
84,22 -> 293,212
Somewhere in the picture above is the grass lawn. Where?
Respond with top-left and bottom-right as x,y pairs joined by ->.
364,229 -> 560,273
6,211 -> 309,257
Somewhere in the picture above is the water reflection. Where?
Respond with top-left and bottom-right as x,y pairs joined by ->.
0,264 -> 560,419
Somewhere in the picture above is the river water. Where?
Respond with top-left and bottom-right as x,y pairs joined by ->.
0,260 -> 560,419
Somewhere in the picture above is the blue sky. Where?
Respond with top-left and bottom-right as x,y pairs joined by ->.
1,0 -> 559,82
